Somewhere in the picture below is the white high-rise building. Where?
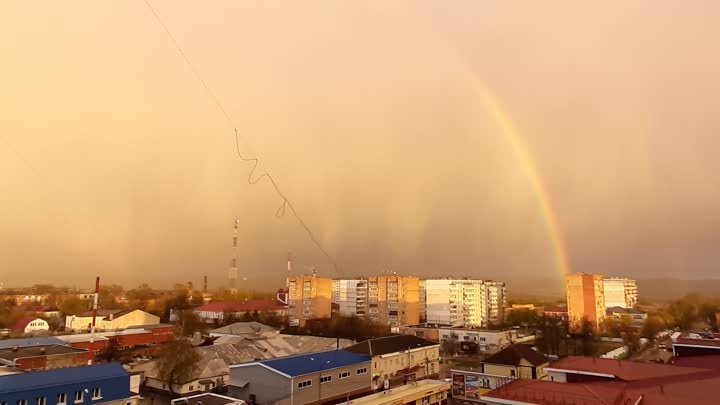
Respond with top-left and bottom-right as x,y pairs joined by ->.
332,279 -> 366,317
603,277 -> 638,309
424,279 -> 506,328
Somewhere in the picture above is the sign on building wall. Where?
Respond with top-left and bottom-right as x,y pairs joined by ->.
465,375 -> 479,399
452,374 -> 465,397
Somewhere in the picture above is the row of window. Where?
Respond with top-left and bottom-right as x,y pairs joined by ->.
296,368 -> 368,389
2,389 -> 101,405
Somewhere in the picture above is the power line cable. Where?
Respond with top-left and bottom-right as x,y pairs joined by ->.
143,0 -> 340,275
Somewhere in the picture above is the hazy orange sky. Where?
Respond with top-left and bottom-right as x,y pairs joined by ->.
2,1 -> 719,289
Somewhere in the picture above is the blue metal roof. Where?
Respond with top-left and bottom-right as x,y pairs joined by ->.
260,350 -> 370,377
0,337 -> 66,350
0,363 -> 128,393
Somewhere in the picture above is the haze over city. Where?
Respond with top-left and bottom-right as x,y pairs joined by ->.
2,1 -> 720,288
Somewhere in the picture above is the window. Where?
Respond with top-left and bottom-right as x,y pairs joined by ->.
356,367 -> 368,375
57,394 -> 66,405
36,398 -> 46,405
92,388 -> 102,399
463,336 -> 470,341
510,370 -> 516,377
479,337 -> 486,342
17,401 -> 27,405
188,385 -> 194,392
320,375 -> 332,384
297,380 -> 312,389
74,391 -> 83,404
339,371 -> 350,379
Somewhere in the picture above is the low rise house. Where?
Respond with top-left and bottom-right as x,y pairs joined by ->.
392,324 -> 452,342
541,306 -> 568,320
450,345 -> 548,401
65,309 -> 160,332
0,363 -> 133,405
56,324 -> 175,353
337,379 -> 450,405
228,350 -> 372,405
12,318 -> 50,335
0,344 -> 90,371
142,344 -> 252,395
344,335 -> 440,390
193,301 -> 287,323
481,344 -> 548,380
605,306 -> 647,326
438,328 -> 516,354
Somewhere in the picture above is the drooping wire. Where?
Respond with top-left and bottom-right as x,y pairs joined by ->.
143,0 -> 340,274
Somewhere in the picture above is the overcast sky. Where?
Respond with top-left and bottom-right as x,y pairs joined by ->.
1,1 -> 719,289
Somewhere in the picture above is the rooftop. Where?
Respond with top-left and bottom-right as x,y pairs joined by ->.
171,393 -> 246,405
605,306 -> 646,315
547,356 -> 708,381
215,334 -> 352,359
0,363 -> 128,393
0,337 -> 66,350
344,335 -> 437,357
194,300 -> 286,313
210,322 -> 278,336
0,344 -> 87,361
255,350 -> 371,377
483,344 -> 548,367
338,379 -> 449,405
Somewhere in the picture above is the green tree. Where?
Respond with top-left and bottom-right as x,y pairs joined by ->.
156,340 -> 200,396
60,296 -> 90,316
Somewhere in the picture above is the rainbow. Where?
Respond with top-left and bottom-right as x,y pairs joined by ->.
467,77 -> 571,276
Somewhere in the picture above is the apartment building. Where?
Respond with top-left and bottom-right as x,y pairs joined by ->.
602,277 -> 638,309
332,279 -> 367,317
424,279 -> 506,328
565,273 -> 605,332
366,275 -> 420,327
287,274 -> 333,327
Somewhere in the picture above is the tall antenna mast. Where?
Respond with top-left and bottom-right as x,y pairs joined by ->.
229,218 -> 239,295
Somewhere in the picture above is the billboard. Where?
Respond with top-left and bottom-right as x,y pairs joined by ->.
452,374 -> 465,397
465,375 -> 479,399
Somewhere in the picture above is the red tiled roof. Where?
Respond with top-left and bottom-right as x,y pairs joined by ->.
483,379 -> 628,405
193,300 -> 286,313
12,318 -> 35,332
670,355 -> 720,369
484,377 -> 720,405
547,357 -> 708,381
675,337 -> 720,347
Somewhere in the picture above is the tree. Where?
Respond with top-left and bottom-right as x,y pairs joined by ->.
176,311 -> 205,337
60,296 -> 90,316
156,340 -> 200,396
440,338 -> 459,357
642,315 -> 666,339
505,309 -> 539,328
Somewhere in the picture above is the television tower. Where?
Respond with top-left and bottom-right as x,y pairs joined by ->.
229,218 -> 239,295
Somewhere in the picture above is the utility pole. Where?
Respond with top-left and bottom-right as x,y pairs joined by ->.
89,276 -> 99,365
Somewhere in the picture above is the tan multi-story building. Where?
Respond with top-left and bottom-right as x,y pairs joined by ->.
565,273 -> 605,331
287,273 -> 332,327
365,275 -> 420,327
